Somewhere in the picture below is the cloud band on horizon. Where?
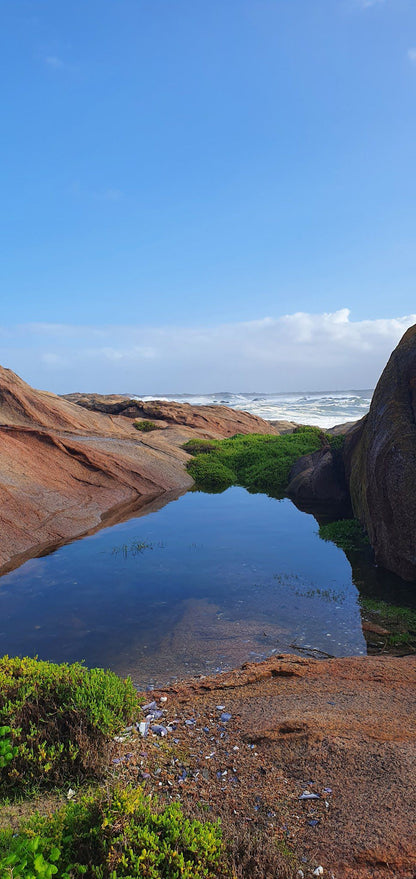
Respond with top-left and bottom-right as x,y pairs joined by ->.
1,309 -> 415,395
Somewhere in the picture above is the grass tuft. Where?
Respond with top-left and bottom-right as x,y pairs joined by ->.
133,419 -> 161,432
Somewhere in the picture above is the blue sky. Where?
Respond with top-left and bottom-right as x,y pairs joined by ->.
1,0 -> 416,392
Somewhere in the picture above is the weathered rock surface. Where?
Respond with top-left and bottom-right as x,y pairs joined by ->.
63,392 -> 298,435
344,324 -> 416,581
143,653 -> 416,879
286,446 -> 352,517
0,367 -> 285,573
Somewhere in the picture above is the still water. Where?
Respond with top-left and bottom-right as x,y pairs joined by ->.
0,488 -> 367,687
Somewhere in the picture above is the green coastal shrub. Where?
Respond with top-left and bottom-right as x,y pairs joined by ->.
0,725 -> 18,769
326,433 -> 345,452
187,455 -> 235,492
0,786 -> 226,879
0,656 -> 138,792
318,518 -> 369,552
133,419 -> 161,432
183,426 -> 326,495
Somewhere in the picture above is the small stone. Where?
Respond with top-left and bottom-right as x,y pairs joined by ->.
313,868 -> 324,877
299,791 -> 320,800
220,712 -> 232,722
138,721 -> 149,737
308,819 -> 320,827
142,701 -> 157,713
67,788 -> 76,800
216,705 -> 225,711
151,724 -> 168,737
160,696 -> 167,702
297,871 -> 305,879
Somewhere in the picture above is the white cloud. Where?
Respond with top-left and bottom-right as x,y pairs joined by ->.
1,310 -> 415,395
408,48 -> 416,63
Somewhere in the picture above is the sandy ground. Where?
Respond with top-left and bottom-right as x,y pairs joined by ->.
107,653 -> 416,879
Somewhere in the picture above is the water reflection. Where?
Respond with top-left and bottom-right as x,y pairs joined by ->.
0,489 -> 370,687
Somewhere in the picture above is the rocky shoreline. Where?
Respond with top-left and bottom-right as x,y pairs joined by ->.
0,365 -> 295,575
5,653 -> 412,879
133,652 -> 414,878
1,329 -> 416,877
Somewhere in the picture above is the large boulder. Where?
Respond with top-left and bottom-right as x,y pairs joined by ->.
344,324 -> 416,581
286,446 -> 351,518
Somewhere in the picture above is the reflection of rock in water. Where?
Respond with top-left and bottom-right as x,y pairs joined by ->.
113,599 -> 290,688
338,544 -> 416,655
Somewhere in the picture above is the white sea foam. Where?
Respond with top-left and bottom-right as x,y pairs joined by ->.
131,390 -> 373,428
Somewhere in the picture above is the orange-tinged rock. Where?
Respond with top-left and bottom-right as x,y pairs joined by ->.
0,366 -> 286,573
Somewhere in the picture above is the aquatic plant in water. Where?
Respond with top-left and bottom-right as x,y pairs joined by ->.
318,519 -> 369,552
111,539 -> 165,558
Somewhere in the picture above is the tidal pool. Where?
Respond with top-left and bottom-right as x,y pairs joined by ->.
0,488 -> 367,687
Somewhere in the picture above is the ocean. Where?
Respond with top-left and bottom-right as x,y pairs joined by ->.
137,389 -> 373,429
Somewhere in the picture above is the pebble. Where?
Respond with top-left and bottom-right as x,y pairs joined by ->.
138,721 -> 149,737
313,868 -> 324,877
216,705 -> 225,711
142,701 -> 157,713
220,712 -> 232,722
297,872 -> 305,879
67,788 -> 76,800
151,724 -> 168,737
160,696 -> 167,702
299,791 -> 320,800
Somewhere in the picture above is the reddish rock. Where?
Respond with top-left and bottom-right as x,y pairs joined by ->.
0,367 -> 285,573
62,391 -> 295,436
149,653 -> 416,879
344,324 -> 416,581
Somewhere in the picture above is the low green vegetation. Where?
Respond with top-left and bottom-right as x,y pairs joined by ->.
0,656 -> 138,793
318,518 -> 370,552
134,419 -> 161,432
360,598 -> 416,652
183,426 -> 326,495
0,786 -> 226,879
326,433 -> 345,452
